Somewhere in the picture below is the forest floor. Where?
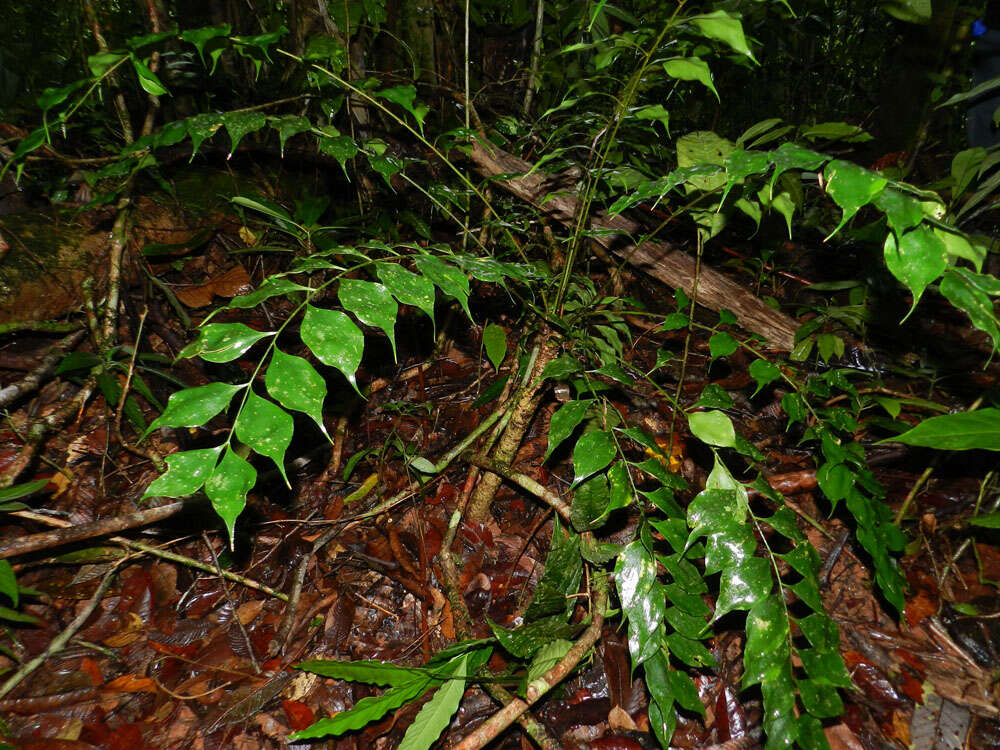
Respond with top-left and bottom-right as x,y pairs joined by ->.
1,156 -> 999,749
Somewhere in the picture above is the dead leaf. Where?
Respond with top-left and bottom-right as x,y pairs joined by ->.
174,264 -> 253,308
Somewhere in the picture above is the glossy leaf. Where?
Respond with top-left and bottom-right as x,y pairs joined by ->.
616,542 -> 665,666
295,658 -> 426,686
378,263 -> 437,326
883,226 -> 947,317
223,111 -> 267,155
749,358 -> 781,395
131,55 -> 169,96
0,561 -> 18,607
875,187 -> 924,234
823,160 -> 887,236
708,332 -> 739,359
0,479 -> 49,503
178,323 -> 272,363
489,616 -> 577,659
571,474 -> 610,531
715,557 -> 771,620
525,640 -> 572,688
887,408 -> 1000,451
663,56 -> 717,99
339,279 -> 399,360
483,323 -> 507,371
289,677 -> 433,740
397,654 -> 469,750
524,520 -> 582,621
688,410 -> 736,448
300,305 -> 364,394
143,447 -> 222,499
666,670 -> 704,716
572,430 -> 616,483
689,10 -> 755,60
270,115 -> 312,156
940,270 -> 1000,350
228,278 -> 311,309
234,392 -> 294,485
414,255 -> 471,319
265,348 -> 329,439
666,632 -> 716,669
205,449 -> 256,547
144,382 -> 241,438
546,399 -> 591,461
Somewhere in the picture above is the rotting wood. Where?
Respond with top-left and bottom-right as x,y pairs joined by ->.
467,140 -> 799,352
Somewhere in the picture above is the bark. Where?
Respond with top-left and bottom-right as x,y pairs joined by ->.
466,140 -> 799,351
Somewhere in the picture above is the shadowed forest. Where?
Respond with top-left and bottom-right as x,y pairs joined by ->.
1,0 -> 1000,748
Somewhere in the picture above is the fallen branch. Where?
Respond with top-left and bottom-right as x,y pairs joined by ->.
467,140 -> 798,351
0,329 -> 87,410
1,501 -> 187,559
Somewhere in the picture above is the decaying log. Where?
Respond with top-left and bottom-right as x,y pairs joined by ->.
468,141 -> 798,351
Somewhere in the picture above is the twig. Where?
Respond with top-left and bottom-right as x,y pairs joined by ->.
464,453 -> 572,523
466,341 -> 556,522
6,509 -> 287,601
0,329 -> 86,409
2,501 -> 186,559
450,572 -> 609,750
202,532 -> 260,673
0,559 -> 123,700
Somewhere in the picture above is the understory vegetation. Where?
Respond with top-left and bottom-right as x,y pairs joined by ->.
0,0 -> 999,748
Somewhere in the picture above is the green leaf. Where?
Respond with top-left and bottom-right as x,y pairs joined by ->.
615,542 -> 665,665
524,520 -> 582,621
142,447 -> 222,499
0,479 -> 49,503
797,677 -> 843,719
228,278 -> 311,309
660,312 -> 690,330
269,115 -> 312,156
301,305 -> 364,394
318,134 -> 359,175
234,392 -> 293,485
130,55 -> 169,96
541,355 -> 582,380
231,195 -> 293,223
295,658 -> 427,686
817,461 -> 854,505
178,323 -> 272,363
823,160 -> 887,236
714,557 -> 771,620
666,632 -> 717,669
0,561 -> 18,607
749,358 -> 781,395
743,595 -> 790,686
205,449 -> 256,548
339,279 -> 399,360
689,10 -> 756,60
289,677 -> 434,740
483,323 -> 507,371
666,670 -> 704,716
223,111 -> 267,155
88,50 -> 128,77
940,269 -> 1000,350
414,256 -> 471,319
489,616 -> 577,659
186,112 -> 223,157
376,85 -> 429,132
265,349 -> 329,439
144,382 -> 241,438
0,605 -> 40,624
883,227 -> 947,318
886,408 -> 1000,451
572,430 -> 616,483
525,640 -> 572,689
969,512 -> 1000,529
874,188 -> 924,234
634,104 -> 670,133
180,24 -> 231,66
378,263 -> 437,328
571,474 -> 610,531
546,400 -> 591,461
708,332 -> 739,360
688,410 -> 736,448
644,651 -> 677,747
704,524 -> 756,575
398,654 -> 469,750
663,56 -> 717,100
